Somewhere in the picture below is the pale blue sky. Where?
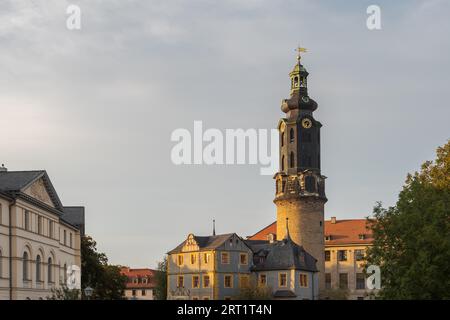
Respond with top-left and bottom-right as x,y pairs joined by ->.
1,0 -> 449,267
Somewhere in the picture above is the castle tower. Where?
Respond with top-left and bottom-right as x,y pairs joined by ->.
274,48 -> 327,290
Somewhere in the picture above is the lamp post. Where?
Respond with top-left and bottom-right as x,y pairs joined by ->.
84,286 -> 94,300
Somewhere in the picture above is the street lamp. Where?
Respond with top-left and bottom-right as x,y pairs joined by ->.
84,286 -> 94,300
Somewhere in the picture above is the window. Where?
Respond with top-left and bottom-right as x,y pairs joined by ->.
224,275 -> 233,288
355,249 -> 365,261
338,250 -> 347,261
64,263 -> 67,284
289,128 -> 294,142
192,276 -> 200,288
0,203 -> 2,225
24,211 -> 30,231
299,273 -> 308,287
282,180 -> 286,192
70,233 -> 73,248
203,275 -> 210,288
177,276 -> 184,288
221,252 -> 229,264
356,273 -> 365,290
48,257 -> 53,283
259,274 -> 267,286
281,132 -> 285,147
23,252 -> 29,280
49,220 -> 54,238
203,253 -> 210,264
177,255 -> 184,266
289,152 -> 295,168
132,289 -> 136,296
36,255 -> 42,282
239,253 -> 248,265
359,234 -> 366,240
324,250 -> 331,262
142,290 -> 146,296
281,155 -> 285,171
240,275 -> 249,288
339,273 -> 348,289
325,273 -> 331,289
279,273 -> 287,287
0,250 -> 2,278
63,230 -> 67,246
38,216 -> 43,235
325,235 -> 332,241
190,254 -> 196,265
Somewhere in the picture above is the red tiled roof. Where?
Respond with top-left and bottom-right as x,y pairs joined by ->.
248,219 -> 373,245
120,267 -> 158,288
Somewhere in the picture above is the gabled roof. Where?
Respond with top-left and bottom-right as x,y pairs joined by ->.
248,218 -> 373,245
0,170 -> 64,212
120,267 -> 158,288
246,237 -> 318,272
168,233 -> 238,254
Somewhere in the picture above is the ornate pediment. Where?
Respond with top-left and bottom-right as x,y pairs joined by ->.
181,234 -> 200,252
23,177 -> 56,208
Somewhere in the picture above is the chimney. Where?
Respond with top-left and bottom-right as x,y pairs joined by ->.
331,216 -> 337,224
0,164 -> 7,172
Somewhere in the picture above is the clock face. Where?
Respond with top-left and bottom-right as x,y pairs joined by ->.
302,118 -> 312,129
302,96 -> 309,103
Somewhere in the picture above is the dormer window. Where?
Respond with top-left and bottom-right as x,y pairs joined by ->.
359,234 -> 366,240
325,235 -> 332,241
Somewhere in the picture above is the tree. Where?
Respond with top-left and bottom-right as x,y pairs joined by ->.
365,141 -> 450,299
47,285 -> 80,300
154,256 -> 167,300
234,279 -> 273,300
81,235 -> 127,299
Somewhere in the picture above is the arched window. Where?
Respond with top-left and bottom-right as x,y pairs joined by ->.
281,132 -> 285,147
36,255 -> 41,282
64,263 -> 67,284
23,252 -> 29,280
293,76 -> 299,87
290,152 -> 295,168
281,155 -> 285,171
289,128 -> 295,143
0,250 -> 2,278
48,257 -> 53,283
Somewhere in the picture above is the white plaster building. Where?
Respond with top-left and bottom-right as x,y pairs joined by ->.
0,167 -> 84,300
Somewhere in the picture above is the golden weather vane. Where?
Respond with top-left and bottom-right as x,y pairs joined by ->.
296,46 -> 308,61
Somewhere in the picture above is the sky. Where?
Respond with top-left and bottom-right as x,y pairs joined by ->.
1,0 -> 449,268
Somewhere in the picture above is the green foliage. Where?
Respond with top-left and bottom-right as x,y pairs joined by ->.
47,285 -> 80,300
154,257 -> 167,300
81,235 -> 127,300
366,141 -> 450,299
234,279 -> 273,300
